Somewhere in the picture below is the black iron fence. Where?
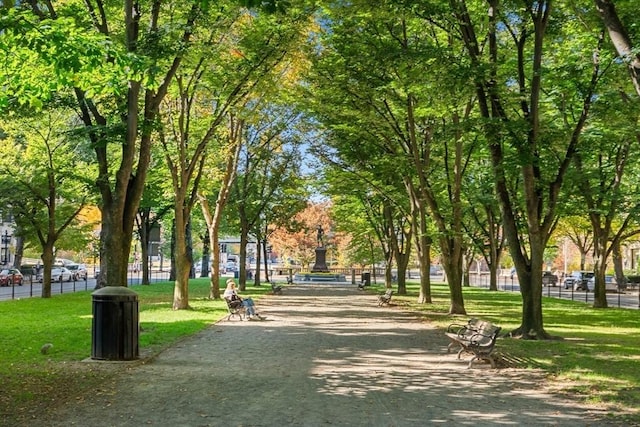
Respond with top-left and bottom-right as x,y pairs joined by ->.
0,269 -> 171,301
468,272 -> 640,309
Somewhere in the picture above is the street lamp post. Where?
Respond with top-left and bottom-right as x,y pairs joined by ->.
1,230 -> 10,265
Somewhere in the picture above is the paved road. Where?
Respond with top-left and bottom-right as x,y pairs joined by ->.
0,272 -> 171,301
39,283 -> 612,427
0,278 -> 94,300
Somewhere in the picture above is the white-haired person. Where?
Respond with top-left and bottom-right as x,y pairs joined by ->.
223,279 -> 265,321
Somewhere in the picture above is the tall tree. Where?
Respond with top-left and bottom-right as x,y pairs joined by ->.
226,105 -> 308,287
199,115 -> 243,299
0,0 -> 297,293
447,1 -> 603,337
0,110 -> 93,297
569,86 -> 640,307
305,2 -> 479,312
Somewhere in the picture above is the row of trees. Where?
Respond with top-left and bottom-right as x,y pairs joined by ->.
298,0 -> 640,339
2,1 -> 640,340
0,0 -> 315,307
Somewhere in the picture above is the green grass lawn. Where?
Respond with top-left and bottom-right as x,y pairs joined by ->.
0,278 -> 271,425
1,279 -> 639,424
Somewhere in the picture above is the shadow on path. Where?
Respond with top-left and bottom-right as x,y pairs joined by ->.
43,283 -> 609,426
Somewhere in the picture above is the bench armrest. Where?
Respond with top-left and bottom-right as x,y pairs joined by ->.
447,323 -> 473,334
468,327 -> 501,346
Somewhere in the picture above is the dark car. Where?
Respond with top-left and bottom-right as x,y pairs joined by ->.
0,268 -> 24,286
542,271 -> 558,286
20,264 -> 44,282
563,270 -> 595,291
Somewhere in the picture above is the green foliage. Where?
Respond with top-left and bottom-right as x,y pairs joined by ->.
0,9 -> 122,110
0,110 -> 96,252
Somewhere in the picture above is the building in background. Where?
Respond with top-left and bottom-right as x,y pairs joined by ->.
0,210 -> 16,267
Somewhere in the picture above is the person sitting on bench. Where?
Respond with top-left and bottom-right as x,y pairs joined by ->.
223,279 -> 265,321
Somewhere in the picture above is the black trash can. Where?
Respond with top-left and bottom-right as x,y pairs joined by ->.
234,270 -> 239,279
361,272 -> 371,287
91,286 -> 139,361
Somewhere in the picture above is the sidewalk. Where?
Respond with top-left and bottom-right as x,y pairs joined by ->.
42,283 -> 610,426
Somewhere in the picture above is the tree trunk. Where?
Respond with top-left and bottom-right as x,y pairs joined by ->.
595,0 -> 640,97
396,249 -> 410,295
592,234 -> 608,308
101,210 -> 134,288
463,254 -> 473,287
263,238 -> 270,283
136,209 -> 151,285
441,245 -> 466,315
238,212 -> 251,291
415,219 -> 432,304
384,262 -> 393,289
13,235 -> 23,269
172,205 -> 192,310
201,228 -> 210,278
210,233 -> 222,299
612,241 -> 626,290
254,239 -> 263,287
169,220 -> 176,282
40,243 -> 55,298
239,231 -> 249,288
514,236 -> 551,339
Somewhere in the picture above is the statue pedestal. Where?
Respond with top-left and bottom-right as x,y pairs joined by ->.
311,247 -> 329,272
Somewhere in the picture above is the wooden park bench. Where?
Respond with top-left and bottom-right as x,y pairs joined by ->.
224,296 -> 246,321
271,282 -> 283,295
445,318 -> 502,368
377,289 -> 393,306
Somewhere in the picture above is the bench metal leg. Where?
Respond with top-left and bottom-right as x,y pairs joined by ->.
226,308 -> 245,321
467,354 -> 497,369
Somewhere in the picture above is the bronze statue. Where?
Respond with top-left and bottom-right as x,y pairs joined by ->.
316,225 -> 324,247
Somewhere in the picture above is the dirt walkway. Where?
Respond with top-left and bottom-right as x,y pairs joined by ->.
42,283 -> 610,426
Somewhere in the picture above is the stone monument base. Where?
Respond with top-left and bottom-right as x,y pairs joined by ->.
295,272 -> 347,282
311,246 -> 329,272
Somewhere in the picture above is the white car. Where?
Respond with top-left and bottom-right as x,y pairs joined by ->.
586,275 -> 621,293
226,261 -> 237,272
66,263 -> 88,280
50,267 -> 73,282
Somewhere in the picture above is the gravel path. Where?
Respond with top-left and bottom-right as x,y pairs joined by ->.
41,283 -> 610,426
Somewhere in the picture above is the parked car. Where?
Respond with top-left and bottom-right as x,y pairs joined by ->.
0,268 -> 24,286
542,271 -> 558,286
20,264 -> 42,282
586,275 -> 621,293
430,265 -> 444,275
563,270 -> 595,291
42,267 -> 74,282
226,260 -> 237,272
66,263 -> 88,280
